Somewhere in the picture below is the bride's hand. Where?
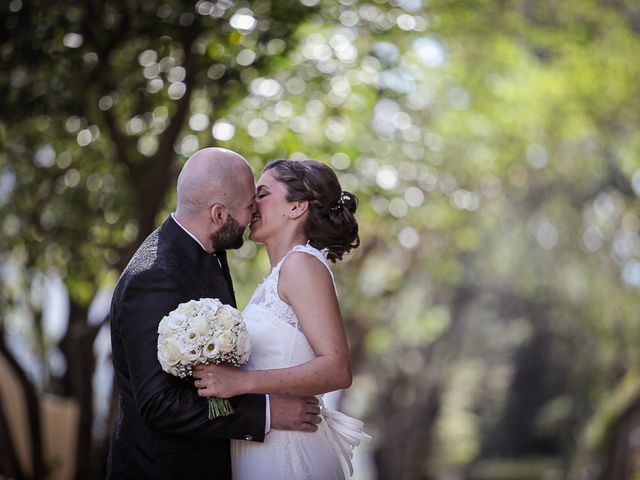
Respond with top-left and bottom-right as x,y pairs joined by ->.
193,363 -> 245,399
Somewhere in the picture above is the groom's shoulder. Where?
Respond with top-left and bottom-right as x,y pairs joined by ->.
121,227 -> 178,280
114,229 -> 178,298
110,232 -> 179,327
126,229 -> 162,274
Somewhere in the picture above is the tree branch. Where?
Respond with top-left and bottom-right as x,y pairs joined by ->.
148,20 -> 204,177
81,1 -> 135,173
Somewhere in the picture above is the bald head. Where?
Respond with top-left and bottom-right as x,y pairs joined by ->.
177,147 -> 254,214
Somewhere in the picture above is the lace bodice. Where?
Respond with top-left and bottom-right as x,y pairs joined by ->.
246,243 -> 335,328
241,243 -> 335,371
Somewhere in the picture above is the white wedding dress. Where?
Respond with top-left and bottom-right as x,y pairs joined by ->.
231,244 -> 370,480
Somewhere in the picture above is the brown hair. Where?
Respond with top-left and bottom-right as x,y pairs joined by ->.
264,159 -> 360,262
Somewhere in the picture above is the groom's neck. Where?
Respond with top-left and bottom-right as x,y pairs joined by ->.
173,212 -> 212,252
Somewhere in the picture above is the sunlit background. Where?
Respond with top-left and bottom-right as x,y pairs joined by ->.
1,0 -> 639,479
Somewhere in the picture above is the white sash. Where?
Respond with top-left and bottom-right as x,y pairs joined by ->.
320,403 -> 372,476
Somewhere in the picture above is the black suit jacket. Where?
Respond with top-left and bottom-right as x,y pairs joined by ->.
107,216 -> 265,480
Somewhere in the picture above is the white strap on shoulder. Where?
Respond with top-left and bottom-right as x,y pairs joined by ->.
276,243 -> 337,292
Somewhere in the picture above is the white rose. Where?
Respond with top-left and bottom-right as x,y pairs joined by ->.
200,298 -> 221,317
205,297 -> 222,307
158,337 -> 184,368
158,358 -> 170,372
236,331 -> 251,357
203,339 -> 220,359
189,315 -> 210,336
216,306 -> 238,329
176,300 -> 198,316
158,316 -> 171,336
168,313 -> 187,331
217,330 -> 236,353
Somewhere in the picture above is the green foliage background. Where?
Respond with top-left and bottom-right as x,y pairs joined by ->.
1,0 -> 639,478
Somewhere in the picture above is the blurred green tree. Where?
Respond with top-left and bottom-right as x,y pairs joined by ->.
1,0 -> 639,479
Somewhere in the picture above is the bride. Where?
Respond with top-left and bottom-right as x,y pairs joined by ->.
193,159 -> 370,479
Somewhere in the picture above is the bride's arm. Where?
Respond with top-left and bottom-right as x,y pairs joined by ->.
194,252 -> 352,398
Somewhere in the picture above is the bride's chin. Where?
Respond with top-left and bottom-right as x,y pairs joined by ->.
248,230 -> 261,243
249,230 -> 270,246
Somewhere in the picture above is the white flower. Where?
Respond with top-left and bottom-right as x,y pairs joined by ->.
200,298 -> 221,316
236,331 -> 251,358
185,328 -> 201,344
216,305 -> 238,329
183,346 -> 202,362
216,330 -> 236,353
176,300 -> 199,316
168,312 -> 188,331
158,337 -> 185,368
203,338 -> 220,359
190,315 -> 210,336
158,316 -> 171,335
197,353 -> 209,364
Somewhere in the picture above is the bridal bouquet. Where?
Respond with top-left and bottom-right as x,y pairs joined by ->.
157,298 -> 251,419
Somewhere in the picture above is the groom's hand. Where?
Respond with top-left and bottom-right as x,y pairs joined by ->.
269,395 -> 321,432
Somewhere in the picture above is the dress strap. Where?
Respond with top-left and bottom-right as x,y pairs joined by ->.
275,243 -> 336,292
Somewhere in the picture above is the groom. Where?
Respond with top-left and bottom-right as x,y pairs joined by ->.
107,148 -> 321,479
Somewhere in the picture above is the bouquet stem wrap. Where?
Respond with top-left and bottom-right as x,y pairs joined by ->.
208,397 -> 234,419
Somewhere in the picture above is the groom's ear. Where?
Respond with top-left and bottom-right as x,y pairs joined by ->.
210,203 -> 228,226
289,201 -> 308,219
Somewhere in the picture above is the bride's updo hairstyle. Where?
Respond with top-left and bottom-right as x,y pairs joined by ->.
263,159 -> 360,262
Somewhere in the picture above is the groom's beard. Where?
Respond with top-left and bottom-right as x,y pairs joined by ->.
210,214 -> 245,250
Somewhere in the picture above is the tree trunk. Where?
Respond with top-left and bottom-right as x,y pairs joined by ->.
605,394 -> 640,480
0,333 -> 44,480
374,385 -> 441,480
0,388 -> 25,480
59,299 -> 101,480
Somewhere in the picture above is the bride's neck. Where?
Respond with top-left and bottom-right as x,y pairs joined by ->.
265,232 -> 308,268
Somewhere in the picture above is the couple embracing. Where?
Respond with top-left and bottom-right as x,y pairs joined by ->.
107,148 -> 370,479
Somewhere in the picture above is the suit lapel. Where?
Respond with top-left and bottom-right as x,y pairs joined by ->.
214,251 -> 236,307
